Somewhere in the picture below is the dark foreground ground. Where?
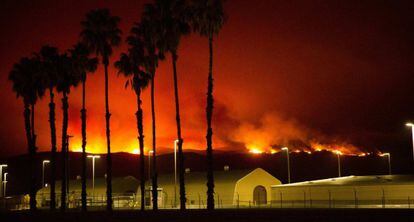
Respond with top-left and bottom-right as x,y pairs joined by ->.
1,209 -> 414,222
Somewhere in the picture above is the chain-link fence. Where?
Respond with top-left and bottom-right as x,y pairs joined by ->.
2,192 -> 414,211
0,193 -> 138,211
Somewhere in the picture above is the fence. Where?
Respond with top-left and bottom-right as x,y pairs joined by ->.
0,193 -> 137,211
1,192 -> 414,211
271,185 -> 414,209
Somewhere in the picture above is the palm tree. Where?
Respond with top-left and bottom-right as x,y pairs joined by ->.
115,44 -> 151,210
69,43 -> 98,211
190,0 -> 225,210
80,8 -> 121,211
155,0 -> 191,210
139,5 -> 166,209
9,56 -> 45,211
56,53 -> 81,211
38,45 -> 60,210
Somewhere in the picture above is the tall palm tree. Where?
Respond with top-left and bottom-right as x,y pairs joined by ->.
190,0 -> 225,210
80,8 -> 121,211
56,53 -> 81,211
9,56 -> 45,211
155,0 -> 191,210
115,45 -> 151,210
38,45 -> 60,210
69,43 -> 98,211
139,5 -> 165,209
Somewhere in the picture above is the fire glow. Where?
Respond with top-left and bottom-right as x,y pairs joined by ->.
247,142 -> 370,157
233,112 -> 375,157
69,138 -> 145,155
248,147 -> 264,154
64,109 -> 374,157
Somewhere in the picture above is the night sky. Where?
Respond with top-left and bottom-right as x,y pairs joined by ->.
0,0 -> 414,169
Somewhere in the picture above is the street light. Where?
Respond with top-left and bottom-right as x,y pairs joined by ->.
87,155 -> 100,197
3,172 -> 7,197
174,139 -> 179,207
281,147 -> 291,183
334,151 -> 342,177
380,153 -> 392,175
0,164 -> 7,198
406,123 -> 414,162
42,160 -> 50,187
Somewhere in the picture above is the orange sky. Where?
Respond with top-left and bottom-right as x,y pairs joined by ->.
1,0 -> 414,158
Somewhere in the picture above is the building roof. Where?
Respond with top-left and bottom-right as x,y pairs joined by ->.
272,175 -> 414,188
156,169 -> 253,186
37,176 -> 139,194
152,168 -> 277,202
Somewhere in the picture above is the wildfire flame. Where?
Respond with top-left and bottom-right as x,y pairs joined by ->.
234,112 -> 377,156
246,141 -> 371,156
63,110 -> 376,157
69,137 -> 145,155
131,149 -> 140,155
248,148 -> 264,154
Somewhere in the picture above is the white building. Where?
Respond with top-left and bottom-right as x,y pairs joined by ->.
142,168 -> 281,208
271,175 -> 414,208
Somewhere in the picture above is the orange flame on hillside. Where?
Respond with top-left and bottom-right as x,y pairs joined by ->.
63,110 -> 375,157
237,113 -> 373,156
246,141 -> 370,156
68,137 -> 148,155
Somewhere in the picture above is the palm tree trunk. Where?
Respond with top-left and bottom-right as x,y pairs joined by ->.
31,104 -> 35,145
25,103 -> 36,211
150,69 -> 158,210
48,88 -> 57,210
30,104 -> 37,210
24,102 -> 32,154
172,52 -> 186,210
206,34 -> 215,211
23,103 -> 33,198
135,87 -> 145,211
81,79 -> 87,211
60,92 -> 69,211
104,59 -> 113,211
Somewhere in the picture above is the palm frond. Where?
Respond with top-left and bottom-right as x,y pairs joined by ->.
80,8 -> 122,61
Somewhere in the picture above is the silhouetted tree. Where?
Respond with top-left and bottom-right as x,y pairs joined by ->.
69,43 -> 98,211
56,53 -> 81,211
139,5 -> 166,209
9,56 -> 45,211
190,0 -> 226,210
38,45 -> 60,210
155,0 -> 191,210
80,8 -> 121,211
115,41 -> 151,210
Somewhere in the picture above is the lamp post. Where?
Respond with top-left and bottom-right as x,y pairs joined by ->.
87,155 -> 100,198
334,151 -> 342,177
42,160 -> 50,187
174,139 -> 179,207
3,172 -> 7,197
0,164 -> 7,198
406,123 -> 414,162
380,153 -> 391,175
281,147 -> 291,183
